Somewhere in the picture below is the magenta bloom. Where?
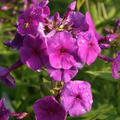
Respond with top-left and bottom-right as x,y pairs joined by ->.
76,12 -> 101,65
77,32 -> 101,65
0,67 -> 15,88
0,98 -> 9,120
47,31 -> 77,69
112,52 -> 120,79
33,96 -> 67,120
47,66 -> 78,83
61,81 -> 93,116
17,0 -> 50,35
20,35 -> 48,70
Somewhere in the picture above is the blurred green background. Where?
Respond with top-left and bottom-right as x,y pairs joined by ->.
0,0 -> 120,119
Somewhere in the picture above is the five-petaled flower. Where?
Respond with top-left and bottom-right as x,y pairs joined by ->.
61,81 -> 93,116
20,35 -> 49,71
47,31 -> 78,69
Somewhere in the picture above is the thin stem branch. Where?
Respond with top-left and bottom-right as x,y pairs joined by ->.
98,54 -> 114,62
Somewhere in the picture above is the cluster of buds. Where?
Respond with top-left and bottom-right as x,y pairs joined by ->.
0,0 -> 120,120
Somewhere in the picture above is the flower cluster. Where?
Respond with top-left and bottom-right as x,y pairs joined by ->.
0,0 -> 120,120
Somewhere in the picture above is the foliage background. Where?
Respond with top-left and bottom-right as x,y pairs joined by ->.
0,0 -> 120,119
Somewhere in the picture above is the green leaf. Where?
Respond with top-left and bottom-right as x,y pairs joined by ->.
67,104 -> 117,120
85,70 -> 116,82
76,0 -> 85,11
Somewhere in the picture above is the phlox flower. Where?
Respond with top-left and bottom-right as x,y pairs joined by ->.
18,0 -> 50,35
61,81 -> 93,116
20,35 -> 48,71
77,31 -> 101,65
47,31 -> 78,69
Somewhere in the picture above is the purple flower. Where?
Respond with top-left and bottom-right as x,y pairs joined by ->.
4,32 -> 24,50
47,66 -> 78,83
61,81 -> 93,116
67,12 -> 89,33
0,98 -> 9,120
99,43 -> 110,49
112,52 -> 120,79
17,7 -> 40,35
77,32 -> 101,65
0,60 -> 22,87
47,31 -> 78,69
17,0 -> 50,35
105,33 -> 118,42
20,35 -> 48,71
0,67 -> 15,88
33,96 -> 67,120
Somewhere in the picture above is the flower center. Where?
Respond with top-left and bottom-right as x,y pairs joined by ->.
33,49 -> 40,56
88,42 -> 94,48
24,16 -> 32,29
46,108 -> 56,115
76,94 -> 82,100
60,48 -> 65,53
24,22 -> 29,29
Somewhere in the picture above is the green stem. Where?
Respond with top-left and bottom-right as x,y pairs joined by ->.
85,0 -> 89,11
97,1 -> 102,18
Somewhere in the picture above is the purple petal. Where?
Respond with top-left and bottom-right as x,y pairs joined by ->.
77,38 -> 88,63
33,96 -> 67,120
63,67 -> 78,82
0,67 -> 9,77
85,12 -> 95,32
49,53 -> 62,69
0,115 -> 8,120
0,74 -> 15,88
39,0 -> 49,8
68,12 -> 89,32
61,81 -> 93,116
20,47 -> 33,64
112,52 -> 120,79
68,1 -> 76,10
26,55 -> 42,70
47,67 -> 62,82
0,98 -> 9,120
86,45 -> 99,65
112,62 -> 119,79
61,54 -> 76,69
